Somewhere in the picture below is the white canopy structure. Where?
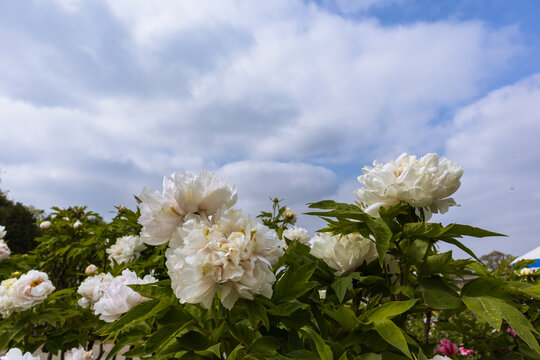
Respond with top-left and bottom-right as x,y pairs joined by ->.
513,245 -> 540,268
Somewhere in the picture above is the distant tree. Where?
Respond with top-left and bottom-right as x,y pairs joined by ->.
480,250 -> 515,270
0,190 -> 42,254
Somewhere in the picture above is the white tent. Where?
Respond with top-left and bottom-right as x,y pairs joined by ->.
513,245 -> 540,268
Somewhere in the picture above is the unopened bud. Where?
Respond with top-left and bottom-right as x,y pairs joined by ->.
118,205 -> 126,212
40,221 -> 52,230
73,220 -> 82,229
85,264 -> 98,275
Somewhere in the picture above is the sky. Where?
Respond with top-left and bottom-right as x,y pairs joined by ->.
1,0 -> 539,258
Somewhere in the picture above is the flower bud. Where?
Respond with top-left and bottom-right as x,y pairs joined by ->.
118,205 -> 126,212
85,264 -> 98,275
283,207 -> 297,224
40,221 -> 52,230
10,271 -> 21,277
73,220 -> 83,229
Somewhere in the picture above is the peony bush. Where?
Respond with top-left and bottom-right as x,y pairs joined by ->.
0,152 -> 539,359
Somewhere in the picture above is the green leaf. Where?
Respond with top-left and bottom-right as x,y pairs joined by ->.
372,319 -> 411,358
128,282 -> 173,299
419,278 -> 461,309
405,239 -> 429,264
301,326 -> 333,360
324,306 -> 357,330
403,223 -> 443,237
424,251 -> 452,274
243,300 -> 270,330
331,273 -> 363,303
358,353 -> 382,360
437,237 -> 480,261
267,302 -> 309,317
146,321 -> 195,353
100,299 -> 161,335
366,299 -> 419,322
227,345 -> 247,360
461,277 -> 509,298
462,296 -> 503,330
497,300 -> 540,354
249,336 -> 281,355
365,217 -> 393,266
273,263 -> 317,303
441,224 -> 506,238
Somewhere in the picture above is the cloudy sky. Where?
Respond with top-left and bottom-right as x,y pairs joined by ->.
1,0 -> 539,258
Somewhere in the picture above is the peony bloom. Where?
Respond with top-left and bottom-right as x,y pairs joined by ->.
520,267 -> 536,276
430,356 -> 452,360
138,171 -> 237,246
165,209 -> 283,309
354,153 -> 463,219
459,345 -> 474,356
65,347 -> 93,360
39,221 -> 51,230
6,270 -> 55,314
0,348 -> 40,360
0,225 -> 6,240
282,227 -> 310,246
106,235 -> 147,265
84,264 -> 98,275
434,339 -> 459,356
309,233 -> 378,276
93,269 -> 156,322
0,240 -> 10,261
0,278 -> 17,318
77,273 -> 113,309
73,220 -> 83,229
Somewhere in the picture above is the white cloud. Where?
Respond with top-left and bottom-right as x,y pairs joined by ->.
217,161 -> 336,232
0,0 -> 527,230
442,74 -> 540,257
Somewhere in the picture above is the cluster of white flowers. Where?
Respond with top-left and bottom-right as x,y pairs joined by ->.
282,227 -> 310,246
0,270 -> 55,318
309,233 -> 378,276
0,348 -> 40,360
0,225 -> 10,261
65,347 -> 93,360
354,153 -> 463,219
77,269 -> 156,322
520,267 -> 537,276
106,235 -> 147,265
140,171 -> 283,309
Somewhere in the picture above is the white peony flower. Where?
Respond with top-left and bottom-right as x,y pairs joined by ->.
93,269 -> 156,322
65,347 -> 93,360
0,348 -> 40,360
282,227 -> 310,246
73,220 -> 83,229
520,267 -> 536,276
166,209 -> 283,309
7,270 -> 55,313
0,278 -> 17,318
0,225 -> 6,240
77,273 -> 113,309
0,240 -> 10,261
106,235 -> 147,265
430,356 -> 452,360
138,171 -> 237,246
354,153 -> 463,219
39,221 -> 52,230
84,264 -> 98,275
310,233 -> 378,276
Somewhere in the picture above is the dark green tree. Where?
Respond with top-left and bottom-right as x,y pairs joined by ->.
0,190 -> 42,254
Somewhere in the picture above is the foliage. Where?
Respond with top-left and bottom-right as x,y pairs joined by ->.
0,190 -> 41,254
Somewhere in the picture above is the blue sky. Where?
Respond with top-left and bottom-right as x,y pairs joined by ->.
1,0 -> 539,258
